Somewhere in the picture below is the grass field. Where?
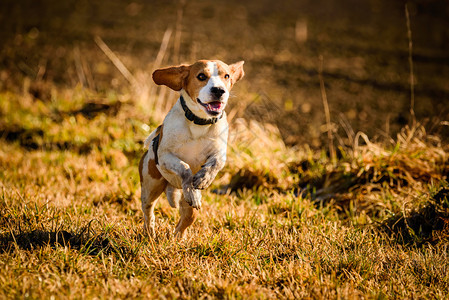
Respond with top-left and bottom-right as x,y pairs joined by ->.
1,83 -> 448,298
1,0 -> 449,298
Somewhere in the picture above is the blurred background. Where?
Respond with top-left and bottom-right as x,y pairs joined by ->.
1,0 -> 448,147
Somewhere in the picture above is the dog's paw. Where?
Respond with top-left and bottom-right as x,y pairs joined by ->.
143,223 -> 155,238
190,190 -> 202,209
182,183 -> 202,209
192,169 -> 214,190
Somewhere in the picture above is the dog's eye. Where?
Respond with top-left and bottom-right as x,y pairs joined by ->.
224,74 -> 230,80
197,73 -> 207,81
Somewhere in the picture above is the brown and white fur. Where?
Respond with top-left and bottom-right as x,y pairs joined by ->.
139,60 -> 244,238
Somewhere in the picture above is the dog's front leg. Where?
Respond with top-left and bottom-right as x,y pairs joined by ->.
158,153 -> 202,209
193,153 -> 226,190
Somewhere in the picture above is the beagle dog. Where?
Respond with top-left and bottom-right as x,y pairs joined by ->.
139,60 -> 244,237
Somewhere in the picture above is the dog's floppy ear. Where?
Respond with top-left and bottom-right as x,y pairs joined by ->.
229,61 -> 245,85
152,65 -> 191,91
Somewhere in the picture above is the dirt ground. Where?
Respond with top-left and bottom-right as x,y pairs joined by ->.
1,0 -> 448,146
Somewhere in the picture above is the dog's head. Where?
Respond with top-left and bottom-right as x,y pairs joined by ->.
152,60 -> 244,118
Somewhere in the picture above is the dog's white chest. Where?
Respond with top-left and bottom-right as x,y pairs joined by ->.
178,137 -> 211,174
189,125 -> 211,139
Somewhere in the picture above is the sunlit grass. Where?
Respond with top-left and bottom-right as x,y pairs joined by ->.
0,83 -> 448,298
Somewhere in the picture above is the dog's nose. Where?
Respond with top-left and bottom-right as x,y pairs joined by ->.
210,87 -> 225,99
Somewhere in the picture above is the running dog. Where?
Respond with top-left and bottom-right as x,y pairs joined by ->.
139,59 -> 244,237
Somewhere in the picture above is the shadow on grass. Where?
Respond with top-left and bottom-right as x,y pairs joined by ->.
380,188 -> 449,247
0,226 -> 134,258
0,99 -> 123,153
0,124 -> 95,153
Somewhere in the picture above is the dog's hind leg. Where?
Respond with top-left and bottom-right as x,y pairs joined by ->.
141,181 -> 166,237
174,195 -> 197,238
140,151 -> 167,237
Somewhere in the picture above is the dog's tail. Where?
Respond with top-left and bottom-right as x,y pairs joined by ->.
143,135 -> 153,149
143,129 -> 158,149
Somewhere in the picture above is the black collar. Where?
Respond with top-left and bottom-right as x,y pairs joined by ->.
180,95 -> 223,125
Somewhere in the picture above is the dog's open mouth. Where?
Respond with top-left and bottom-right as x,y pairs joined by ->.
197,99 -> 224,116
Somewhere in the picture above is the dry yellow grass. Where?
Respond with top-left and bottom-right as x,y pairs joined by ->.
1,85 -> 448,298
1,0 -> 448,297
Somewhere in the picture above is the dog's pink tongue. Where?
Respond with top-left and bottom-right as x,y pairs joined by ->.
209,101 -> 222,110
205,101 -> 223,112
